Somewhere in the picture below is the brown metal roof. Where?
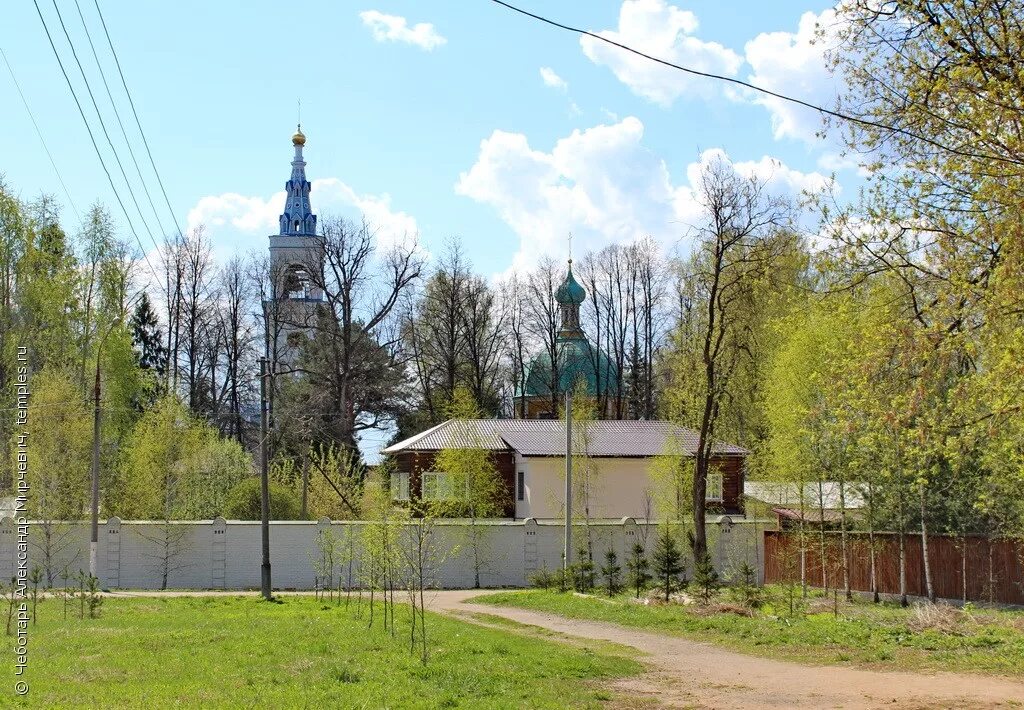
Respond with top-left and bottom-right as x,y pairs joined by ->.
381,419 -> 747,457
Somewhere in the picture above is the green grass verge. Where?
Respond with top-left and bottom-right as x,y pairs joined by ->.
471,588 -> 1024,675
16,595 -> 642,708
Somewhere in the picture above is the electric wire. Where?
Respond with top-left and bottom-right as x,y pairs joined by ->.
30,0 -> 162,285
71,0 -> 167,239
47,0 -> 156,245
92,0 -> 187,243
0,45 -> 81,222
489,0 -> 1024,169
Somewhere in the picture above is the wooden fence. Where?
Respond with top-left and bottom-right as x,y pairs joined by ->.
764,530 -> 1024,605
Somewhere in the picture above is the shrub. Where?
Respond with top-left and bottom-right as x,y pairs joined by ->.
529,566 -> 556,590
601,549 -> 621,596
732,561 -> 764,608
573,547 -> 596,593
691,553 -> 720,605
626,543 -> 651,598
225,478 -> 304,520
652,530 -> 685,602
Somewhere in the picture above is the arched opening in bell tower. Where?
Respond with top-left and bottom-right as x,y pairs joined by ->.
282,263 -> 312,299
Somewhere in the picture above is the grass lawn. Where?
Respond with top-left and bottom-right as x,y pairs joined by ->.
472,587 -> 1024,675
17,595 -> 641,709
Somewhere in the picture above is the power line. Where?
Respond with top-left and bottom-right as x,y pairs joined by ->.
48,0 -> 157,246
0,45 -> 81,222
31,0 -> 161,284
489,0 -> 1024,169
71,0 -> 168,239
92,0 -> 187,244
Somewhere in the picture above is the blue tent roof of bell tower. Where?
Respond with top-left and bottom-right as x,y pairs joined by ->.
278,127 -> 317,237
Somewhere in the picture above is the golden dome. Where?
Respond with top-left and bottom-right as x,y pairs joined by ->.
292,125 -> 306,146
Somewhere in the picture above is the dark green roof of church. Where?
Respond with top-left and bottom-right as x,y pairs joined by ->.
555,264 -> 586,305
521,337 -> 619,398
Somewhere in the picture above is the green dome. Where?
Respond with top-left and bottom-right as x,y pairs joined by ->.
520,338 -> 618,399
555,264 -> 586,305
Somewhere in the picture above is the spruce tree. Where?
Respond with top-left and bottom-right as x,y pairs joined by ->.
131,291 -> 167,377
652,529 -> 685,602
626,542 -> 651,598
601,548 -> 621,596
692,552 -> 720,604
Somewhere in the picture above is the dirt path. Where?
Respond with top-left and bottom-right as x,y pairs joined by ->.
426,590 -> 1024,710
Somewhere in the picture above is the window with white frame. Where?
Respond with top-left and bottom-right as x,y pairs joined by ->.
706,472 -> 724,502
421,472 -> 456,501
391,471 -> 410,501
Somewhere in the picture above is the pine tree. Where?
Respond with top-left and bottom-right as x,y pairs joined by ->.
626,542 -> 651,598
131,291 -> 167,377
574,546 -> 596,593
601,548 -> 621,596
692,552 -> 720,605
652,529 -> 685,602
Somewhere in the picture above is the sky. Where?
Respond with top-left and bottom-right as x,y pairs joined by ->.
1,0 -> 861,280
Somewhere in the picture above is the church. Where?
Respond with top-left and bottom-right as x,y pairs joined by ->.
519,259 -> 619,418
264,126 -> 748,520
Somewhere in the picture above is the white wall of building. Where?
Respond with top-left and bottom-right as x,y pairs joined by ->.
517,456 -> 662,520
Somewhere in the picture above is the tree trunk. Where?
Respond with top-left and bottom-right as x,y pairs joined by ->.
919,483 -> 935,603
839,482 -> 851,601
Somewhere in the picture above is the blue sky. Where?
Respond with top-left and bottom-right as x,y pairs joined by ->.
2,0 -> 858,278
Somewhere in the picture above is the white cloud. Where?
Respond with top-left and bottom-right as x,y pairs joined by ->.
580,0 -> 742,106
539,67 -> 568,91
187,178 -> 419,250
743,8 -> 844,144
359,10 -> 446,51
456,117 -> 828,269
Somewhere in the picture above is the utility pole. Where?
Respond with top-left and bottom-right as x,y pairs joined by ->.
259,357 -> 272,600
89,362 -> 101,578
564,388 -> 572,573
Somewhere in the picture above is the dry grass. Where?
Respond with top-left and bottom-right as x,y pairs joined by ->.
689,602 -> 754,618
906,602 -> 971,635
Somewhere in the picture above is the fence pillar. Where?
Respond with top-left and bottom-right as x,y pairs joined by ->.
620,517 -> 639,558
211,517 -> 227,589
0,517 -> 13,581
105,517 -> 121,588
522,518 -> 538,584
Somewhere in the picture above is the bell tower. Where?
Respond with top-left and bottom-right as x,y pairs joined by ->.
268,125 -> 324,368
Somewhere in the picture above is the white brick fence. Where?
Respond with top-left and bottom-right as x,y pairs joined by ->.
10,516 -> 767,590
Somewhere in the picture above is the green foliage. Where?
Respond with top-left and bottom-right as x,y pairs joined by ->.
116,396 -> 251,519
625,543 -> 651,598
433,387 -> 505,519
601,549 -> 621,596
732,561 -> 763,609
130,291 -> 166,379
651,529 -> 685,602
690,553 -> 721,605
224,478 -> 303,520
20,368 -> 91,520
529,565 -> 557,591
572,547 -> 596,593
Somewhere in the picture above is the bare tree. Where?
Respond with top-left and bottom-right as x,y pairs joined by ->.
499,273 -> 529,418
525,257 -> 562,416
214,257 -> 256,443
460,275 -> 505,413
179,227 -> 218,415
683,157 -> 792,561
304,217 -> 424,452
